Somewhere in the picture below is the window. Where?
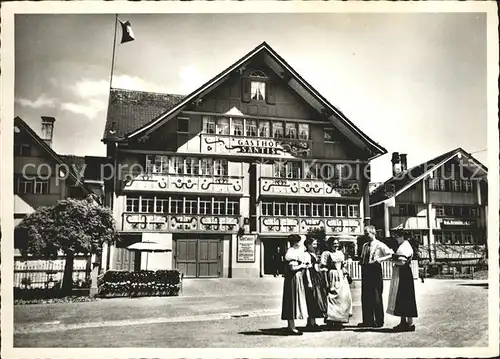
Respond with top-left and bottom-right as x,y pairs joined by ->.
285,123 -> 297,139
246,119 -> 257,137
199,198 -> 211,214
172,157 -> 184,174
126,197 -> 139,212
463,180 -> 473,192
304,163 -> 319,179
451,180 -> 462,192
250,81 -> 266,100
258,121 -> 270,137
286,162 -> 301,179
470,207 -> 478,217
461,206 -> 470,217
185,158 -> 199,175
273,161 -> 286,178
202,116 -> 216,134
434,205 -> 444,217
155,198 -> 169,213
452,232 -> 462,244
334,164 -> 348,180
274,202 -> 286,216
14,143 -> 31,157
140,197 -> 154,213
324,129 -> 336,142
214,159 -> 228,176
443,232 -> 452,244
348,205 -> 359,218
145,155 -> 154,174
325,204 -> 336,217
272,122 -> 284,138
154,156 -> 169,174
413,232 -> 423,245
287,203 -> 299,216
213,199 -> 226,215
177,117 -> 189,133
232,118 -> 244,136
435,233 -> 443,244
444,206 -> 454,216
398,204 -> 407,216
185,198 -> 198,215
217,118 -> 230,135
336,204 -> 347,217
300,203 -> 311,217
170,198 -> 183,214
312,203 -> 323,217
298,124 -> 310,140
463,232 -> 473,244
262,202 -> 273,216
227,200 -> 239,215
428,179 -> 438,191
33,179 -> 49,194
200,158 -> 213,176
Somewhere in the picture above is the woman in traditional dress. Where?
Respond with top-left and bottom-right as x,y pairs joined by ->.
387,229 -> 418,332
320,237 -> 353,330
303,237 -> 327,331
281,234 -> 308,335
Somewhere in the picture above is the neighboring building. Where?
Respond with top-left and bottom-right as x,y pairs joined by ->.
14,116 -> 88,226
370,148 -> 488,266
101,42 -> 387,278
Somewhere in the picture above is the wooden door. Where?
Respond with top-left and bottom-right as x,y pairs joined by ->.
197,239 -> 220,278
175,239 -> 198,278
114,248 -> 136,271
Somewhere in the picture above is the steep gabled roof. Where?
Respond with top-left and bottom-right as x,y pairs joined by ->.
14,117 -> 87,192
103,89 -> 185,141
369,147 -> 488,207
102,41 -> 387,159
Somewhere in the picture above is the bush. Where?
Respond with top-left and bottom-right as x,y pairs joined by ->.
98,269 -> 182,298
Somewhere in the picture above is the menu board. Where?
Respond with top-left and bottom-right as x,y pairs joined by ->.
237,235 -> 257,263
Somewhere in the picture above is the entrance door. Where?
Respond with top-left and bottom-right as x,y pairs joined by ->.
175,238 -> 221,278
263,238 -> 288,276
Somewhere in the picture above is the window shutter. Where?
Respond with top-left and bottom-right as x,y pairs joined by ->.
266,80 -> 276,104
241,77 -> 251,103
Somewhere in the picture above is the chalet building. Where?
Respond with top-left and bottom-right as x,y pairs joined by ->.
369,148 -> 488,266
101,42 -> 387,278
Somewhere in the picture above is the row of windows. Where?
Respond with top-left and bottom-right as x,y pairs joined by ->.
396,204 -> 418,216
273,162 -> 351,180
261,201 -> 360,218
126,196 -> 240,216
14,176 -> 49,195
202,116 -> 312,140
145,156 -> 228,176
434,231 -> 484,245
428,179 -> 474,193
433,205 -> 480,218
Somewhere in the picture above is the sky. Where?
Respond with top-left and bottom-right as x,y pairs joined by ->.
14,12 -> 488,182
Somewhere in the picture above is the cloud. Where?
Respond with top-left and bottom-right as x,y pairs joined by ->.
70,79 -> 109,98
60,98 -> 106,120
15,94 -> 57,109
112,74 -> 170,93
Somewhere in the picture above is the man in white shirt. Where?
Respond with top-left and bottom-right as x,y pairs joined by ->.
358,225 -> 394,328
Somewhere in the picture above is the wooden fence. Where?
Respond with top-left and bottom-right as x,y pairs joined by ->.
14,257 -> 91,289
346,260 -> 419,280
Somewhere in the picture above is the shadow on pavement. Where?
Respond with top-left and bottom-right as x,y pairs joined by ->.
239,328 -> 291,336
458,283 -> 488,289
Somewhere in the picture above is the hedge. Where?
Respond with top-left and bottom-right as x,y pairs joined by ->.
98,270 -> 182,298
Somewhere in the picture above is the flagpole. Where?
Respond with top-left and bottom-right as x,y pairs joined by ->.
109,14 -> 119,91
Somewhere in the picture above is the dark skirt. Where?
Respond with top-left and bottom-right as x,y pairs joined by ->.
304,268 -> 327,318
281,270 -> 308,320
387,264 -> 418,318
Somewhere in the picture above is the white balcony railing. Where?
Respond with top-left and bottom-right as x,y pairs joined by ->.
121,172 -> 244,195
121,213 -> 240,233
259,216 -> 362,235
259,177 -> 362,198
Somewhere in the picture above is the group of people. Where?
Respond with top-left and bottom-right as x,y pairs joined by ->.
281,225 -> 418,335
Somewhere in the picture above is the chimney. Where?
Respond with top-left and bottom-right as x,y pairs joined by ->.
400,154 -> 408,173
391,152 -> 402,177
41,116 -> 56,147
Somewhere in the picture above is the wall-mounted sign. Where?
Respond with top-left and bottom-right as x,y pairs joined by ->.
237,234 -> 257,263
201,135 -> 310,158
442,219 -> 475,227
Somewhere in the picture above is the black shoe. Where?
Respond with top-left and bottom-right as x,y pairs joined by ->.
403,324 -> 416,332
288,329 -> 303,336
305,324 -> 322,332
392,323 -> 406,331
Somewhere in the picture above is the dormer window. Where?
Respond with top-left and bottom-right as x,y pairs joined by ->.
249,70 -> 267,101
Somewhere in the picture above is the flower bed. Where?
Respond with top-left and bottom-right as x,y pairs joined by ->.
98,270 -> 182,298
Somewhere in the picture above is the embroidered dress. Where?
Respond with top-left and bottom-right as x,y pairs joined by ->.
303,251 -> 327,318
281,247 -> 309,320
387,240 -> 418,318
321,250 -> 352,323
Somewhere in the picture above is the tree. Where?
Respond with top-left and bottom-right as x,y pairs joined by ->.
15,195 -> 119,295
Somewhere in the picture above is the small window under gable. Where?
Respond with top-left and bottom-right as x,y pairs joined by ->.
177,117 -> 190,133
250,70 -> 267,101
